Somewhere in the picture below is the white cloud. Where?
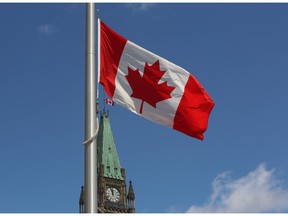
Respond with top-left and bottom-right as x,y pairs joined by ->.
187,164 -> 288,213
65,4 -> 80,14
38,24 -> 57,35
126,3 -> 156,12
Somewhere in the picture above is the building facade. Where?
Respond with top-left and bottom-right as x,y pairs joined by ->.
79,111 -> 135,213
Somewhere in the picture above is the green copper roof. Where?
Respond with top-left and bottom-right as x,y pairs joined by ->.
97,111 -> 124,180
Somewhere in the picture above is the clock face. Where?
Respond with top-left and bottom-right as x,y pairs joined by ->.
106,187 -> 120,203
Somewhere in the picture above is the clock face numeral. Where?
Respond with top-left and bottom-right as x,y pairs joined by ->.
106,187 -> 120,203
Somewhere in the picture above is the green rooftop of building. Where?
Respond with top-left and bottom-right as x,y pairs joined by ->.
97,111 -> 124,180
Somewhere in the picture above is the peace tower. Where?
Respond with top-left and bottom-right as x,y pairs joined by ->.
79,110 -> 135,213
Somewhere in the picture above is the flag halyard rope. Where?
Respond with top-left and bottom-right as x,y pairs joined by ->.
82,121 -> 99,145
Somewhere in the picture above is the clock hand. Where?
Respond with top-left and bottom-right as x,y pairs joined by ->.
111,188 -> 114,196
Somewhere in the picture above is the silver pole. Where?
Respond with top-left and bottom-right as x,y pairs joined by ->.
84,2 -> 98,213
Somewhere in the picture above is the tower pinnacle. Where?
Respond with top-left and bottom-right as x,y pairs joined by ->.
127,181 -> 136,213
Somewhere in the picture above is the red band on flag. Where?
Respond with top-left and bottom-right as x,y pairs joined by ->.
100,21 -> 127,98
173,75 -> 214,140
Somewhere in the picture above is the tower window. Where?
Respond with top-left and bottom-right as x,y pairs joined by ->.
107,166 -> 110,173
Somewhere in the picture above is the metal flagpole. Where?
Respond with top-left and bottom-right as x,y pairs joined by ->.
84,2 -> 98,213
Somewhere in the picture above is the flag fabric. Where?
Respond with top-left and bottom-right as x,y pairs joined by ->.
105,98 -> 115,106
99,19 -> 214,140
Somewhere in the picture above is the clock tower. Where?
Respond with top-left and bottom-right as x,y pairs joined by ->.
79,110 -> 135,213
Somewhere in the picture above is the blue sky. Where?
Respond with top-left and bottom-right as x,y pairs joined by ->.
1,3 -> 288,213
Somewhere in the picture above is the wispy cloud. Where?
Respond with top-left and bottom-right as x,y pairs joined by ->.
65,4 -> 81,14
126,3 -> 156,13
187,163 -> 288,213
38,24 -> 57,35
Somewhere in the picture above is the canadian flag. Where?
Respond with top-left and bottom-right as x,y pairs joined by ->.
99,19 -> 214,140
105,98 -> 115,106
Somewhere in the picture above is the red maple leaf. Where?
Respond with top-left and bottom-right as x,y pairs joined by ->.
125,60 -> 175,114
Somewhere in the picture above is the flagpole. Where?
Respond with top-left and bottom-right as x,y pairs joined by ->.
84,2 -> 98,213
